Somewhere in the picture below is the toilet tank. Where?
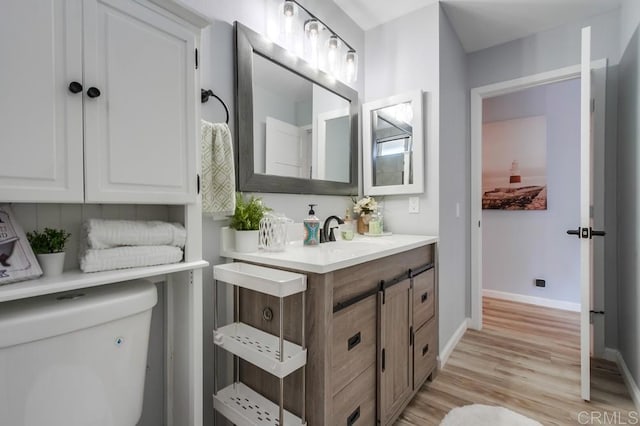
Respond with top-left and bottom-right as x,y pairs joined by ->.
0,279 -> 157,426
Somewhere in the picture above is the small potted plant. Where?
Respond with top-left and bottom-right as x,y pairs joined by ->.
27,228 -> 71,277
230,193 -> 270,253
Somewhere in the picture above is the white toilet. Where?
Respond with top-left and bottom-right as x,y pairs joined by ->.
0,279 -> 157,426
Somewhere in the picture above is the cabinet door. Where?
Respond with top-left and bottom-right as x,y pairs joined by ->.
0,0 -> 84,202
377,280 -> 413,425
83,0 -> 197,204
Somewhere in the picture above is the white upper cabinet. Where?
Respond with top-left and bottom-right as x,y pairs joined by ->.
0,0 -> 199,204
83,0 -> 197,203
0,1 -> 84,203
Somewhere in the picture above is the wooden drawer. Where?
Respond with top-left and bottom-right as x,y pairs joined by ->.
333,365 -> 376,426
412,268 -> 435,329
332,294 -> 377,395
413,318 -> 437,390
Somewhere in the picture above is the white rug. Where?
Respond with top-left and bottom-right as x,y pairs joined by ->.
440,404 -> 542,426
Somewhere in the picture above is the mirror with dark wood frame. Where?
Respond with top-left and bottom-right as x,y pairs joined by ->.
235,21 -> 359,195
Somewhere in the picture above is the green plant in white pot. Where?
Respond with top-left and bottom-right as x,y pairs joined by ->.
27,228 -> 71,277
230,193 -> 270,253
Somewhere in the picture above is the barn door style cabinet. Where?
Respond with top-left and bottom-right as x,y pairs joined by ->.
377,277 -> 413,425
0,0 -> 200,204
377,258 -> 438,425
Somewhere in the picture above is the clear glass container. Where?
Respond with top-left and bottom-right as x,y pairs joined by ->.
259,212 -> 293,252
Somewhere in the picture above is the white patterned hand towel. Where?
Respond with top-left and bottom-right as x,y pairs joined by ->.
84,219 -> 186,249
201,120 -> 236,217
80,245 -> 183,273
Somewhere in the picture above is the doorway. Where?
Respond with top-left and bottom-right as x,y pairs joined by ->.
469,60 -> 608,357
481,78 -> 581,316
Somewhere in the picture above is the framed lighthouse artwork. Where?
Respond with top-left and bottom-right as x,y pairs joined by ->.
482,115 -> 547,210
0,205 -> 42,285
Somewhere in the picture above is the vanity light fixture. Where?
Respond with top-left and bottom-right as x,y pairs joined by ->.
279,0 -> 357,83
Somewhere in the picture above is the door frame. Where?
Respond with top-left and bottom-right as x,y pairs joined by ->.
469,59 -> 607,332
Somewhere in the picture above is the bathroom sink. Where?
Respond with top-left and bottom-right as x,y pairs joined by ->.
221,229 -> 438,273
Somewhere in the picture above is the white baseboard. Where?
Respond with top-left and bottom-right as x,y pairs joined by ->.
438,318 -> 469,369
603,347 -> 618,363
607,348 -> 640,411
483,289 -> 580,312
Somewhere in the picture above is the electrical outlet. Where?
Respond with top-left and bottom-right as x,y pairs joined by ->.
535,279 -> 546,288
408,197 -> 419,213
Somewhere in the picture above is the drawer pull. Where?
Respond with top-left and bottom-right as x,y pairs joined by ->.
347,332 -> 361,351
421,291 -> 429,303
422,344 -> 429,356
347,406 -> 361,425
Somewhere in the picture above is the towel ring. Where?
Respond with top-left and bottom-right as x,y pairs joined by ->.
201,89 -> 230,124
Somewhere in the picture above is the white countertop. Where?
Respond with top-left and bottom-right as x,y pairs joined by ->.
221,230 -> 438,274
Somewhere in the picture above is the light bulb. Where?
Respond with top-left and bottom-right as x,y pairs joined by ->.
305,19 -> 320,41
305,19 -> 321,68
282,1 -> 296,35
282,0 -> 295,17
345,50 -> 358,83
326,35 -> 341,77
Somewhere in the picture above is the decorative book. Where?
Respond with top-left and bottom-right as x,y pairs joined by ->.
0,205 -> 42,285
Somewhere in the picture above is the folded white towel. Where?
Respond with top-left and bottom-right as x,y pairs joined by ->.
80,245 -> 183,273
201,120 -> 236,217
84,219 -> 186,249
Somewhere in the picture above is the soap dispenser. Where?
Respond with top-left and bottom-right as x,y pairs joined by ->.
303,204 -> 320,246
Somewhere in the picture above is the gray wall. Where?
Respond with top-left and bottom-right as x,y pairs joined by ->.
178,0 -> 365,424
465,8 -> 621,348
364,3 -> 472,354
616,0 -> 640,394
482,80 -> 581,304
438,6 -> 470,351
364,4 -> 440,237
467,10 -> 620,88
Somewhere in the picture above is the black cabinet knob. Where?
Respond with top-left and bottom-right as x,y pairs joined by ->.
68,81 -> 83,94
87,87 -> 101,98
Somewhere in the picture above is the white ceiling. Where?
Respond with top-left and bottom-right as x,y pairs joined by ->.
333,0 -> 621,52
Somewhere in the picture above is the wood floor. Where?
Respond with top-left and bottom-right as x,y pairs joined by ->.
396,297 -> 636,425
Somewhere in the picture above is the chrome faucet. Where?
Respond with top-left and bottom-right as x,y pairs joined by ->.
321,215 -> 345,243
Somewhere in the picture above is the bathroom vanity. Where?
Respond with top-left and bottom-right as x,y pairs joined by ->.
220,233 -> 438,426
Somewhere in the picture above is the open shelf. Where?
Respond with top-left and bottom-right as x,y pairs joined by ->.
213,262 -> 306,297
214,322 -> 306,378
0,260 -> 209,303
213,382 -> 305,426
